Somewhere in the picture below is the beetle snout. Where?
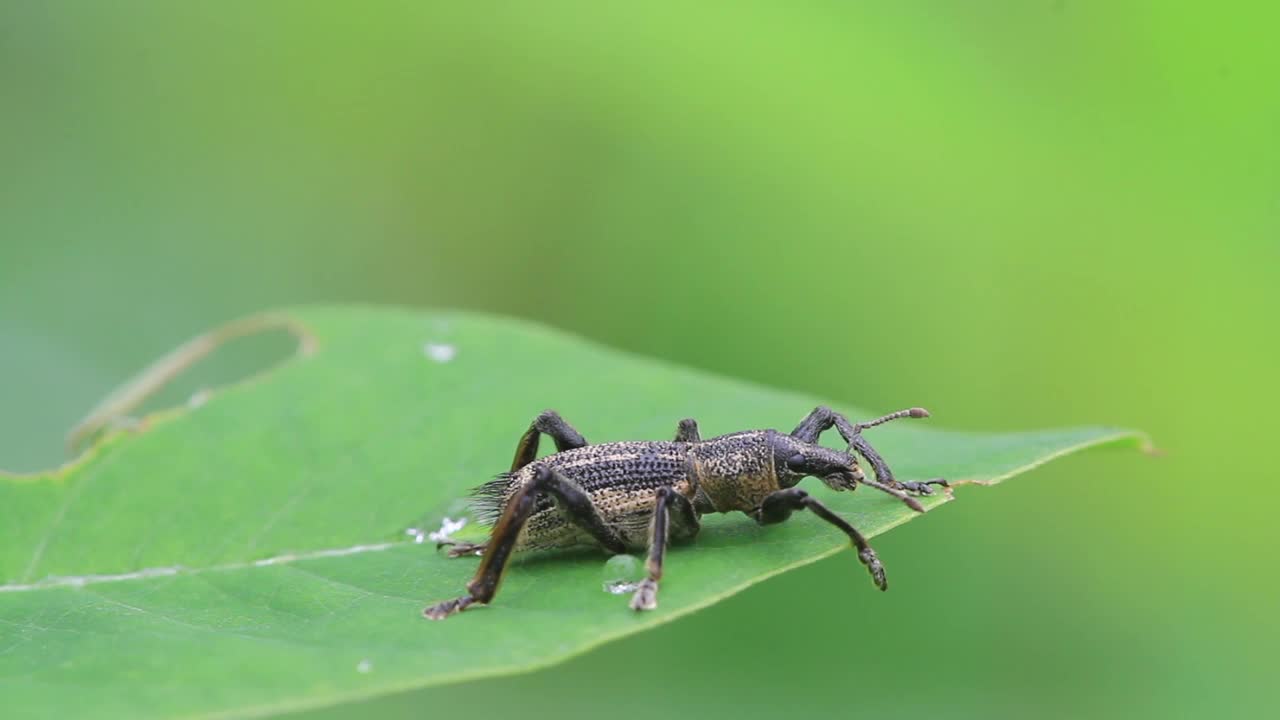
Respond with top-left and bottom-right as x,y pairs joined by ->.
836,457 -> 864,484
813,449 -> 863,491
819,467 -> 860,492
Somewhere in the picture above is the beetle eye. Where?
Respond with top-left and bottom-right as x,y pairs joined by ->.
786,452 -> 806,471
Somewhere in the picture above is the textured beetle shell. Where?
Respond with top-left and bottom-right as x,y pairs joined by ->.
472,441 -> 697,551
471,432 -> 785,552
688,430 -> 781,513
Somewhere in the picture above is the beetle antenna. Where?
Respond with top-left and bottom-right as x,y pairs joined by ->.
854,407 -> 929,433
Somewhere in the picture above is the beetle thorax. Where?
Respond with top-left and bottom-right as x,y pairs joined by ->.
688,430 -> 781,513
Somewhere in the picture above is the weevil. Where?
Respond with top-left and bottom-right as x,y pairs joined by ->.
423,406 -> 946,619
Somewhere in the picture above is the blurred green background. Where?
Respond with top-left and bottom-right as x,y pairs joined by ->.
2,2 -> 1275,719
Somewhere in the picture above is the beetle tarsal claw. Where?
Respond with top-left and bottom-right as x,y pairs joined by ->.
858,547 -> 887,591
629,578 -> 659,611
423,595 -> 476,620
438,541 -> 486,558
896,478 -> 950,496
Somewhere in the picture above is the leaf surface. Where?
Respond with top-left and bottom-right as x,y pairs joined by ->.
0,306 -> 1144,719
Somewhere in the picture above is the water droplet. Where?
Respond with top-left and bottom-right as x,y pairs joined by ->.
356,659 -> 372,674
601,555 -> 644,595
604,580 -> 639,595
405,528 -> 427,544
423,342 -> 456,363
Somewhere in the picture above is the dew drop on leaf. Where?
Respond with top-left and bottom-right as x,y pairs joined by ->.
601,555 -> 644,594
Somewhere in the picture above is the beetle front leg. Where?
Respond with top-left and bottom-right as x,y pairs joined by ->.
790,405 -> 856,445
755,487 -> 887,590
424,466 -> 626,619
791,405 -> 946,500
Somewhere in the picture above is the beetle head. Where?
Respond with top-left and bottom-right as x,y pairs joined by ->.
769,432 -> 864,491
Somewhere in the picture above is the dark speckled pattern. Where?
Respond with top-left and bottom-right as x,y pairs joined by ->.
472,432 -> 788,551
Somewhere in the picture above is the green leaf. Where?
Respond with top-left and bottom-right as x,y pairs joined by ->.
0,306 -> 1145,720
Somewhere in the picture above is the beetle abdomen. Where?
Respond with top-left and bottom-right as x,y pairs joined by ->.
469,441 -> 695,551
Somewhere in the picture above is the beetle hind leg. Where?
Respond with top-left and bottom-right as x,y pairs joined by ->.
435,540 -> 486,558
510,410 -> 589,472
424,466 -> 627,620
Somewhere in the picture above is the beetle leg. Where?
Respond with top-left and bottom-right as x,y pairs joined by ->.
630,487 -> 698,611
897,478 -> 950,494
629,488 -> 670,611
435,540 -> 486,558
673,418 -> 702,442
755,487 -> 887,590
845,429 -> 945,497
510,410 -> 589,472
424,466 -> 625,619
790,405 -> 839,444
791,405 -> 942,504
